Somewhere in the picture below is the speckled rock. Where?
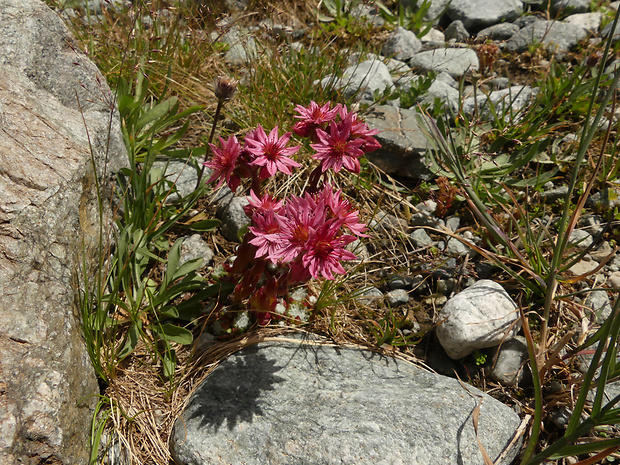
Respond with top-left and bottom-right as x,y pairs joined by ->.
171,340 -> 522,465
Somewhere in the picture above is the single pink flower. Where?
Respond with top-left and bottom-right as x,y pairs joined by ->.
316,184 -> 368,237
301,221 -> 357,280
249,209 -> 285,260
338,105 -> 381,153
204,135 -> 242,190
243,191 -> 284,217
245,125 -> 301,177
292,101 -> 340,138
275,193 -> 325,263
311,118 -> 365,174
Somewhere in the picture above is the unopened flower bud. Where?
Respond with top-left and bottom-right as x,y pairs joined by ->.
215,76 -> 238,102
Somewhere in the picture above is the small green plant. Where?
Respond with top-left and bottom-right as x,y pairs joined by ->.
472,349 -> 488,366
376,0 -> 438,37
368,308 -> 420,347
316,0 -> 364,23
80,65 -> 215,387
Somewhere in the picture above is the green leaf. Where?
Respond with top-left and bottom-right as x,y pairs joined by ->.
160,305 -> 179,319
165,238 -> 183,286
156,323 -> 193,345
136,97 -> 177,131
118,322 -> 141,359
184,219 -> 220,232
162,349 -> 177,380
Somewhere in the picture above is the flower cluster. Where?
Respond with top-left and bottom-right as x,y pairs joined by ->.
203,101 -> 380,326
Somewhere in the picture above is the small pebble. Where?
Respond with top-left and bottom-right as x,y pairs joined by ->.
387,289 -> 410,307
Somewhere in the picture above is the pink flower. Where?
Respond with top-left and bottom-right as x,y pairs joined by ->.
301,221 -> 357,280
249,209 -> 285,260
244,125 -> 301,177
316,184 -> 368,237
275,193 -> 326,263
311,118 -> 365,174
243,191 -> 284,217
204,135 -> 242,190
338,105 -> 381,153
292,101 -> 340,138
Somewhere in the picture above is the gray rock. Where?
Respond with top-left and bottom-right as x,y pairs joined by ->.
462,86 -> 539,122
489,336 -> 530,387
217,26 -> 260,65
436,278 -> 456,296
437,280 -> 521,359
602,20 -> 620,43
445,235 -> 474,256
410,200 -> 440,227
586,187 -> 620,211
476,23 -> 521,40
217,196 -> 250,242
369,209 -> 409,232
447,0 -> 523,31
381,26 -> 422,62
541,185 -> 569,203
564,12 -> 602,32
171,341 -> 522,465
383,57 -> 411,74
445,216 -> 461,232
584,289 -> 612,324
403,0 -> 451,24
445,20 -> 471,42
350,3 -> 385,27
420,27 -> 446,43
608,271 -> 620,289
551,0 -> 591,15
363,105 -> 433,180
549,406 -> 573,429
409,228 -> 434,248
388,275 -> 414,290
568,258 -> 599,276
180,234 -> 215,268
356,286 -> 384,305
579,214 -> 605,236
409,48 -> 480,77
386,288 -> 410,306
151,159 -> 199,203
568,229 -> 593,250
418,78 -> 461,113
0,0 -> 128,462
318,59 -> 394,101
504,20 -> 588,55
347,238 -> 371,264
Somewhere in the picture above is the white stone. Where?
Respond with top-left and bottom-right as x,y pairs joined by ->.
436,280 -> 520,359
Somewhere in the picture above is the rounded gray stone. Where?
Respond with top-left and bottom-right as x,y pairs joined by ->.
446,0 -> 523,30
436,280 -> 520,359
386,288 -> 410,306
217,196 -> 250,242
180,234 -> 214,268
409,228 -> 433,248
504,20 -> 588,55
171,341 -> 522,465
489,336 -> 530,387
584,289 -> 612,324
382,26 -> 422,62
409,48 -> 480,77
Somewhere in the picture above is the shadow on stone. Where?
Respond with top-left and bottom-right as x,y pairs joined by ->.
186,347 -> 286,432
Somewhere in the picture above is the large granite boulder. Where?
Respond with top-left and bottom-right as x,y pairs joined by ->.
171,340 -> 523,464
0,0 -> 127,463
